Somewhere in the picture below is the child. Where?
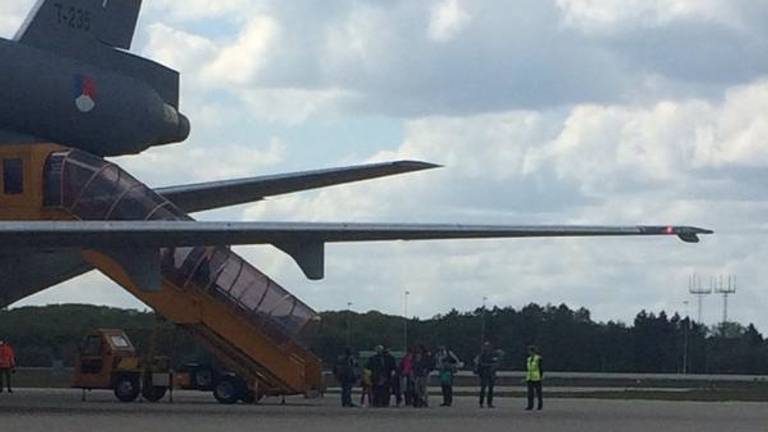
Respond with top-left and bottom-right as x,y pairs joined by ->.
360,368 -> 373,407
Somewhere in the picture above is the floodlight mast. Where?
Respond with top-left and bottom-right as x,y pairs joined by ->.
346,302 -> 353,348
480,296 -> 488,348
403,290 -> 410,352
682,300 -> 690,374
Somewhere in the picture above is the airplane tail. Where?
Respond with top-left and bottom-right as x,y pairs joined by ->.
13,0 -> 179,108
15,0 -> 142,51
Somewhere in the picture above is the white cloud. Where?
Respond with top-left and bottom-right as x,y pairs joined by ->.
145,0 -> 257,22
322,6 -> 395,76
556,0 -> 743,33
144,23 -> 216,71
541,79 -> 768,196
202,15 -> 280,85
113,137 -> 285,188
240,88 -> 359,125
427,0 -> 472,42
127,0 -> 765,121
705,80 -> 768,167
143,23 -> 218,87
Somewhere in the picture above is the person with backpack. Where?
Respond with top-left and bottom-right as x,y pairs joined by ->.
435,345 -> 461,407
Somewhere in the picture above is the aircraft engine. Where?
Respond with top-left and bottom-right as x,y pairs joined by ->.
0,40 -> 190,156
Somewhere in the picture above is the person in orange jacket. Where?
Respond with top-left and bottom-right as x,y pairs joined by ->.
0,339 -> 17,393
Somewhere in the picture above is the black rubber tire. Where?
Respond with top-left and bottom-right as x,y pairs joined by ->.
114,375 -> 141,403
240,390 -> 256,404
142,385 -> 167,402
213,377 -> 240,405
192,368 -> 214,390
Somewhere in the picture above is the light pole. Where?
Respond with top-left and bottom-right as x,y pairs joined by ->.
682,300 -> 689,374
480,296 -> 488,348
346,302 -> 352,348
404,290 -> 410,352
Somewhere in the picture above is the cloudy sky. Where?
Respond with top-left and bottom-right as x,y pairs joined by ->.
4,0 -> 768,330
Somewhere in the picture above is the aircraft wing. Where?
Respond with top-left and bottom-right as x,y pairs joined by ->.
155,161 -> 440,213
0,221 -> 712,247
0,221 -> 712,280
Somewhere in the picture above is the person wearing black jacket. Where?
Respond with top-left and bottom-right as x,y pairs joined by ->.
474,342 -> 500,408
382,347 -> 397,406
367,345 -> 396,407
333,348 -> 359,407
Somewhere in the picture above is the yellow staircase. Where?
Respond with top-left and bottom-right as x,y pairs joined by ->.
42,148 -> 324,398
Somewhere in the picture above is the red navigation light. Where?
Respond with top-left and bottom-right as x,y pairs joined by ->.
665,226 -> 674,234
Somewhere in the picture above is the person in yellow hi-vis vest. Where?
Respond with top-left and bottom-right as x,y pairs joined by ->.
525,345 -> 543,410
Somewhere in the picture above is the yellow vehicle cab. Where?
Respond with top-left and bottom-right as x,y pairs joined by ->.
72,329 -> 170,402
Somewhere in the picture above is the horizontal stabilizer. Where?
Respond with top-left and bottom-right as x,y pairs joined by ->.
157,161 -> 441,213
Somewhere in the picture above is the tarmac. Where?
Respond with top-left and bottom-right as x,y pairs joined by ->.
0,388 -> 766,432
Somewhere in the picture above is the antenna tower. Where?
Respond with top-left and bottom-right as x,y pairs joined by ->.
714,275 -> 736,326
688,274 -> 711,324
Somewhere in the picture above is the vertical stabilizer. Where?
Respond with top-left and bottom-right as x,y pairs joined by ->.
15,0 -> 142,51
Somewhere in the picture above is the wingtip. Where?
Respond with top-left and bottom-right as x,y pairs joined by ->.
394,160 -> 443,170
675,226 -> 714,243
640,225 -> 713,242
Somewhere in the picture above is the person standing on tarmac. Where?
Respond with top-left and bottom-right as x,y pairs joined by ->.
0,339 -> 17,393
367,345 -> 396,407
474,342 -> 499,408
412,344 -> 433,408
333,348 -> 359,407
391,356 -> 403,407
435,345 -> 461,407
525,345 -> 544,410
360,367 -> 373,407
399,348 -> 415,406
382,347 -> 397,407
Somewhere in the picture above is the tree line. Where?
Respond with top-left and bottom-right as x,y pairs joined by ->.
312,304 -> 768,374
1,303 -> 767,374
